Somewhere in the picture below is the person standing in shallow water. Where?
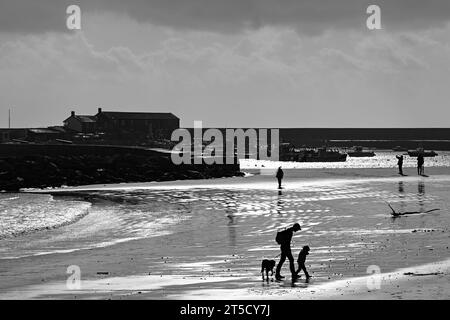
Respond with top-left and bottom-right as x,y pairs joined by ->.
417,154 -> 424,175
396,155 -> 404,175
275,223 -> 301,281
276,167 -> 284,189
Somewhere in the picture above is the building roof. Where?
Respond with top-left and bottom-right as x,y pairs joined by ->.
75,115 -> 97,123
63,115 -> 97,123
97,111 -> 179,121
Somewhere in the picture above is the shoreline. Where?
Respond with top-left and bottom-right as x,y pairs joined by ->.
22,166 -> 450,194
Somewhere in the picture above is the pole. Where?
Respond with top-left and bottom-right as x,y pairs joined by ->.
8,109 -> 11,128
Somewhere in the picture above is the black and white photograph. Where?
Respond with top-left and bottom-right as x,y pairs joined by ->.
1,0 -> 450,309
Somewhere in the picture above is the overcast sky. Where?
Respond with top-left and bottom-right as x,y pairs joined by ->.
1,0 -> 450,128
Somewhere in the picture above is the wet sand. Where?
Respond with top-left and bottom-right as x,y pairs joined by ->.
2,259 -> 449,300
1,167 -> 450,300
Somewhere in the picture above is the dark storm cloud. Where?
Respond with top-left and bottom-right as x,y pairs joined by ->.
1,0 -> 450,34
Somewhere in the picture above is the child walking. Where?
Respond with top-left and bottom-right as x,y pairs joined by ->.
295,245 -> 311,280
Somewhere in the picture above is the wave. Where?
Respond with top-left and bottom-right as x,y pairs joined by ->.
0,193 -> 91,239
0,190 -> 191,259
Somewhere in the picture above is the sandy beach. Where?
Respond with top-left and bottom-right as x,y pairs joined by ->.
1,167 -> 450,300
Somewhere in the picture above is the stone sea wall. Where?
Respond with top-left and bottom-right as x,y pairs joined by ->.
0,144 -> 243,191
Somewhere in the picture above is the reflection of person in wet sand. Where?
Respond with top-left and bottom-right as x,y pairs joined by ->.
398,182 -> 406,212
418,181 -> 425,196
386,202 -> 439,218
276,167 -> 284,189
276,190 -> 283,215
275,223 -> 301,281
418,181 -> 425,211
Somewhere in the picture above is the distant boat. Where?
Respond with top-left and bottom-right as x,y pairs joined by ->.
407,148 -> 438,157
392,146 -> 408,152
280,143 -> 347,162
347,146 -> 375,157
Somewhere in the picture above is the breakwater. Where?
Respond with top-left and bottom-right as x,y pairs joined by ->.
0,144 -> 242,191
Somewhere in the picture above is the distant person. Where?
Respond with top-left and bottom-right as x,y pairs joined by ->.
417,154 -> 424,175
276,167 -> 284,189
275,223 -> 301,281
396,155 -> 404,175
295,245 -> 311,280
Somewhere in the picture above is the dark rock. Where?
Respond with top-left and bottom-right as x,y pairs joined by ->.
0,150 -> 243,191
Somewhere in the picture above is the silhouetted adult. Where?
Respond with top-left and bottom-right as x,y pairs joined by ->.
417,154 -> 424,175
276,167 -> 284,189
275,223 -> 301,281
396,155 -> 404,175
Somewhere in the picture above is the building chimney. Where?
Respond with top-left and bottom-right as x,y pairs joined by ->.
98,107 -> 102,114
71,111 -> 75,117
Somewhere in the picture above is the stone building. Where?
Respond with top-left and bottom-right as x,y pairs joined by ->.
63,108 -> 180,140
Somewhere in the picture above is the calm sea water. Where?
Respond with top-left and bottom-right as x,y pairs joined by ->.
241,150 -> 450,169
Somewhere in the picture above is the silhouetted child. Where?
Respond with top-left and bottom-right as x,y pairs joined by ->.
295,245 -> 311,279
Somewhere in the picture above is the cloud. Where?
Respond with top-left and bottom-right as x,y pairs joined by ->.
2,0 -> 450,35
2,15 -> 450,128
0,0 -> 69,33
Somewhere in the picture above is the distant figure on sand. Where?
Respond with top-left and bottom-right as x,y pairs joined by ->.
417,154 -> 424,175
276,167 -> 284,189
396,155 -> 404,175
275,223 -> 301,281
295,246 -> 311,280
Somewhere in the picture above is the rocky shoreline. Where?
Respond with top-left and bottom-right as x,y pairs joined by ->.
0,150 -> 243,191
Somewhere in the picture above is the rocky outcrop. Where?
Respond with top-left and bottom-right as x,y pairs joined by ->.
0,146 -> 243,191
